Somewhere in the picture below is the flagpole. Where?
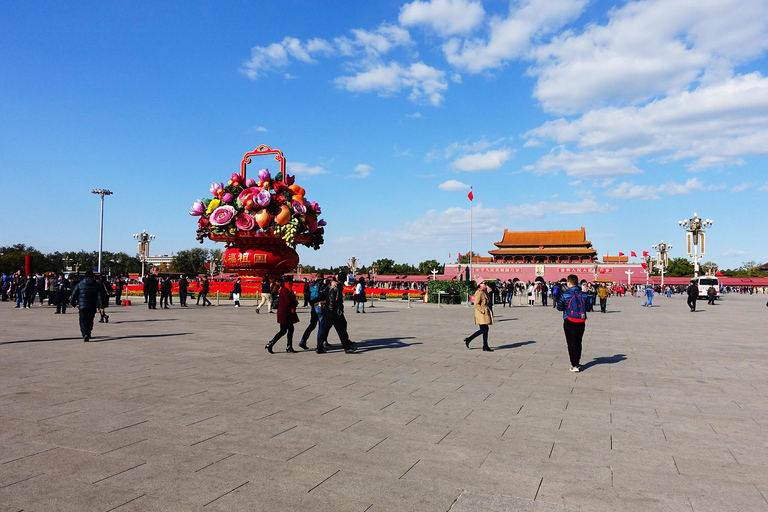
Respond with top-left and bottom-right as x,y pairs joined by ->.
469,186 -> 473,284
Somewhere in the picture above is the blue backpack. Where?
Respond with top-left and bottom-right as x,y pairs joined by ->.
309,281 -> 323,305
566,292 -> 587,323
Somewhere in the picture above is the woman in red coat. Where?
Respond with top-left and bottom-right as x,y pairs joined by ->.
265,275 -> 300,354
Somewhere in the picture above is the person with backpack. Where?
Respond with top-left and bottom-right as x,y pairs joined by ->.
299,273 -> 327,351
556,274 -> 588,372
265,275 -> 300,354
463,278 -> 494,352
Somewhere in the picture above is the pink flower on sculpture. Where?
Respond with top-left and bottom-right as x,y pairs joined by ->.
258,168 -> 270,182
284,173 -> 295,186
210,182 -> 224,195
309,201 -> 321,214
189,200 -> 205,216
221,193 -> 233,203
209,205 -> 236,226
245,178 -> 257,187
235,213 -> 256,231
291,201 -> 306,215
255,189 -> 271,207
237,187 -> 259,206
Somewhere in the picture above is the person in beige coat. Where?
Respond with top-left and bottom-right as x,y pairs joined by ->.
464,278 -> 494,352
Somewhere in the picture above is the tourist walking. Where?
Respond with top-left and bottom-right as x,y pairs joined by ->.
302,278 -> 310,308
527,282 -> 536,306
464,278 -> 494,352
199,276 -> 212,306
707,285 -> 717,305
504,280 -> 513,307
70,270 -> 103,342
540,281 -> 549,307
96,275 -> 111,323
643,285 -> 654,307
145,274 -> 158,309
179,275 -> 188,307
265,276 -> 300,354
686,279 -> 698,312
299,273 -> 327,351
232,277 -> 242,307
55,274 -> 70,314
24,275 -> 36,308
160,276 -> 172,309
114,276 -> 124,305
597,283 -> 609,313
255,276 -> 271,314
354,277 -> 367,313
557,274 -> 588,372
318,274 -> 356,353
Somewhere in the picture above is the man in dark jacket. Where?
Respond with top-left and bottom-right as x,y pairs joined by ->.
178,275 -> 188,307
70,270 -> 103,342
317,274 -> 356,354
114,277 -> 124,306
687,280 -> 698,312
145,274 -> 158,309
299,273 -> 327,352
55,274 -> 71,314
159,276 -> 172,309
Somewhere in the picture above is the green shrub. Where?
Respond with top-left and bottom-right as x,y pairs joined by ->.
426,280 -> 476,304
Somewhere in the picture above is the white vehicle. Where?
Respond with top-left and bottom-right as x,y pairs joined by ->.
695,276 -> 720,299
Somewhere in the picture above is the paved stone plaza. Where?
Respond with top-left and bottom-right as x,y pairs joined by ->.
1,293 -> 767,511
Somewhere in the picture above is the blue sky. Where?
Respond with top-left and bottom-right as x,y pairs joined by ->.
2,0 -> 767,270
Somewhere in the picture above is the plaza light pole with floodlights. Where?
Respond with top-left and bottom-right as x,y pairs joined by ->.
651,240 -> 672,288
133,230 -> 155,277
678,212 -> 713,278
92,189 -> 113,274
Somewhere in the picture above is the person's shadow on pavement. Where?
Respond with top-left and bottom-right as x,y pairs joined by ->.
580,353 -> 627,371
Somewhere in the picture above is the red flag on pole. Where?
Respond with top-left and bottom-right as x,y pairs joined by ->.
642,251 -> 649,257
715,271 -> 724,276
468,190 -> 473,201
630,251 -> 637,257
618,252 -> 624,257
458,253 -> 462,259
641,262 -> 648,269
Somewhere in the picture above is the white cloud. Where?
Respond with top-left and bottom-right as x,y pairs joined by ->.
254,126 -> 268,132
406,111 -> 423,118
606,178 -> 705,199
731,182 -> 754,192
524,148 -> 641,178
443,0 -> 587,73
335,61 -> 448,106
504,198 -> 613,218
241,37 -> 334,79
525,73 -> 768,173
529,0 -> 768,114
352,164 -> 372,178
451,148 -> 513,171
287,162 -> 329,176
438,179 -> 470,191
399,0 -> 485,37
722,248 -> 748,258
427,137 -> 505,162
760,182 -> 768,191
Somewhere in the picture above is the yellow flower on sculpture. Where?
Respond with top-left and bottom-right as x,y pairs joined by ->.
206,198 -> 221,215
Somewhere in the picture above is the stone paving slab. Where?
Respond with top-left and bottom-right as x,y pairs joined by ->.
1,293 -> 768,511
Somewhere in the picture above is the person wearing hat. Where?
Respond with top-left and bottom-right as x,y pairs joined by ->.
463,277 -> 494,352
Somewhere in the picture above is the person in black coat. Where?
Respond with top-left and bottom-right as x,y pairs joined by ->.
302,279 -> 310,308
178,275 -> 188,307
232,277 -> 242,307
159,276 -> 172,309
55,274 -> 71,314
145,274 -> 159,309
23,275 -> 36,308
256,276 -> 271,314
686,280 -> 698,312
70,270 -> 103,342
317,274 -> 356,354
114,277 -> 124,306
96,275 -> 111,323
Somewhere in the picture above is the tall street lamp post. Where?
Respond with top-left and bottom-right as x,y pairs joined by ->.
91,189 -> 113,274
133,230 -> 155,277
678,213 -> 713,278
651,241 -> 672,288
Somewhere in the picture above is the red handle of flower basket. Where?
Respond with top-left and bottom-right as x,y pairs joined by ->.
240,145 -> 286,180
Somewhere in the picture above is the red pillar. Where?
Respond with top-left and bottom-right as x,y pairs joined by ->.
25,255 -> 32,275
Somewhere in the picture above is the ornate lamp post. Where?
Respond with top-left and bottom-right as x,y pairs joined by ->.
593,262 -> 599,283
133,230 -> 155,277
642,253 -> 653,285
92,189 -> 113,274
348,256 -> 358,277
651,241 -> 672,288
678,213 -> 713,278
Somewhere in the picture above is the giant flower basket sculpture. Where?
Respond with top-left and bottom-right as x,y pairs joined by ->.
190,145 -> 325,277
